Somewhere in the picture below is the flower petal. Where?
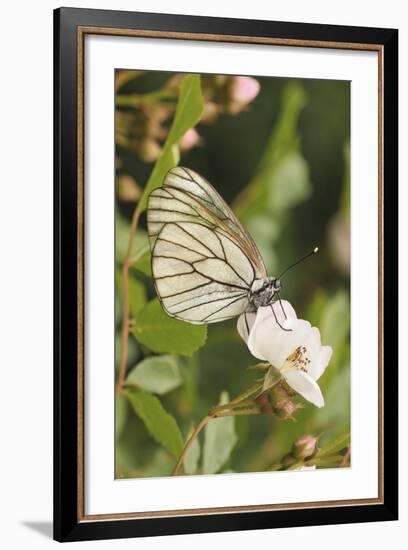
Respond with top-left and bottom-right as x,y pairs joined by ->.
283,370 -> 325,408
237,311 -> 256,343
313,346 -> 333,381
248,312 -> 310,368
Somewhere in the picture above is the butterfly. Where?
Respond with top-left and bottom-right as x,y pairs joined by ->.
146,166 -> 300,334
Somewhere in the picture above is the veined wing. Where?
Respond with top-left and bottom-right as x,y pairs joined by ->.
147,166 -> 267,278
150,221 -> 253,324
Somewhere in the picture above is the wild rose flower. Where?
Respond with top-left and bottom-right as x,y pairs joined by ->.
237,301 -> 332,408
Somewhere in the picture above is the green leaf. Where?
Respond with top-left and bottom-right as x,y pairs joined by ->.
124,388 -> 183,458
317,432 -> 350,457
268,151 -> 311,211
138,74 -> 204,211
320,290 -> 350,352
202,392 -> 238,474
184,423 -> 201,475
116,268 -> 147,317
116,212 -> 149,264
132,299 -> 207,356
128,275 -> 147,316
115,394 -> 128,439
166,74 -> 204,144
234,81 -> 307,221
308,455 -> 345,468
125,355 -> 183,395
139,144 -> 180,213
132,250 -> 152,277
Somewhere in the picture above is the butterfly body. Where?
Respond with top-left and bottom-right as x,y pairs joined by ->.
249,277 -> 282,310
147,166 -> 281,325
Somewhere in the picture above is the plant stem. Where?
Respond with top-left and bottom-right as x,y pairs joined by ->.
116,205 -> 142,395
172,399 -> 262,476
116,89 -> 177,108
229,381 -> 264,405
172,415 -> 211,477
209,399 -> 257,415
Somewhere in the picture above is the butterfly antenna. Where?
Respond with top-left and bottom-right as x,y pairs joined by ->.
278,247 -> 319,279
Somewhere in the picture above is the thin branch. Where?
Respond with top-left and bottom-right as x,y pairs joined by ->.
209,399 -> 257,415
172,404 -> 262,476
116,205 -> 142,395
172,415 -> 211,477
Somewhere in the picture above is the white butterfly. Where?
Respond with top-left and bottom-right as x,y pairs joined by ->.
147,167 -> 288,328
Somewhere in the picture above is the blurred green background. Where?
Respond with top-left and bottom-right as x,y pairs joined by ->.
115,70 -> 350,478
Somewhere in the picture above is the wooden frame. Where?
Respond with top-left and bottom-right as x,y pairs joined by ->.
54,7 -> 398,542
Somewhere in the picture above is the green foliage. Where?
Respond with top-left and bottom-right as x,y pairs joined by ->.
124,388 -> 184,458
317,432 -> 350,456
268,152 -> 311,211
132,250 -> 152,277
115,394 -> 128,439
131,299 -> 207,356
125,355 -> 183,395
167,75 -> 204,144
320,289 -> 349,357
115,71 -> 351,479
202,392 -> 238,474
138,74 -> 204,211
184,423 -> 201,475
116,268 -> 147,317
235,81 -> 308,221
116,210 -> 147,263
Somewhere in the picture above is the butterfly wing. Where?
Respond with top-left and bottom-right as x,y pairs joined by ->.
147,167 -> 267,324
148,166 -> 267,276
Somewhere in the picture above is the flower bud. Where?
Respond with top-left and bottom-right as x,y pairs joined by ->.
140,138 -> 162,162
200,101 -> 220,124
179,128 -> 201,151
273,398 -> 303,420
228,76 -> 260,113
116,175 -> 141,202
293,435 -> 318,459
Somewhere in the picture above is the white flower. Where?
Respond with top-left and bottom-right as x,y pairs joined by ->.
237,301 -> 332,408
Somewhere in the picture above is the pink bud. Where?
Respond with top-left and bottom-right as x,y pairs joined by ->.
293,435 -> 319,459
230,76 -> 260,106
179,128 -> 201,151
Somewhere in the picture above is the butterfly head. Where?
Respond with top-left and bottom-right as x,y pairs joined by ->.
250,277 -> 281,308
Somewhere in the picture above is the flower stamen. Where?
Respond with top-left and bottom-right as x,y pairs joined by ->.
282,346 -> 310,373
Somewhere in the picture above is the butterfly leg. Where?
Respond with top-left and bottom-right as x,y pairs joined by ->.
269,303 -> 292,332
244,312 -> 250,339
277,292 -> 288,320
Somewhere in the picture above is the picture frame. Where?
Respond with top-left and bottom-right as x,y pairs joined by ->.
53,7 -> 398,542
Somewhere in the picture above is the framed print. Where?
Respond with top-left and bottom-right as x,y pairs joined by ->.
53,7 -> 398,542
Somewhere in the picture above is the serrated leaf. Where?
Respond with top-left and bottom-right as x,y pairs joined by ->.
202,392 -> 238,474
125,355 -> 183,395
138,74 -> 204,211
124,388 -> 183,458
184,423 -> 201,475
132,299 -> 207,356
